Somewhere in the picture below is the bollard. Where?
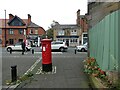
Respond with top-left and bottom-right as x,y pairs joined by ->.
11,65 -> 17,82
75,49 -> 77,54
10,49 -> 12,54
32,49 -> 34,54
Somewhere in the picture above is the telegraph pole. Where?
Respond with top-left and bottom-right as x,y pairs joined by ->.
4,10 -> 7,47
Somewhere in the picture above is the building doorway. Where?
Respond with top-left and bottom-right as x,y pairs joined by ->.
66,39 -> 69,46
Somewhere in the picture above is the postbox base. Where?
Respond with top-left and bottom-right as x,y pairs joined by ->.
42,63 -> 52,72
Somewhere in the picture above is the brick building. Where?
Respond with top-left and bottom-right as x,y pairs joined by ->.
76,9 -> 88,44
0,14 -> 46,47
52,9 -> 88,46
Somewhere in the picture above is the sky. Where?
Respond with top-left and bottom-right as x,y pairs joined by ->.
0,0 -> 87,30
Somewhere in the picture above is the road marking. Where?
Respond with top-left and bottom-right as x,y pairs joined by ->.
35,52 -> 63,54
24,57 -> 41,75
36,66 -> 56,75
2,55 -> 40,58
6,83 -> 20,89
77,52 -> 87,54
4,52 -> 62,55
13,56 -> 20,58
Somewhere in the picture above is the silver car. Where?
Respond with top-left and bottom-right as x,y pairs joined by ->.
40,41 -> 68,52
51,41 -> 68,52
6,42 -> 31,52
76,43 -> 87,52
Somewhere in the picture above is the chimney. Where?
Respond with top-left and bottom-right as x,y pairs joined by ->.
76,9 -> 80,26
77,9 -> 80,18
9,14 -> 14,20
28,14 -> 31,25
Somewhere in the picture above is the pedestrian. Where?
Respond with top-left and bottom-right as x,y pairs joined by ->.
21,41 -> 26,55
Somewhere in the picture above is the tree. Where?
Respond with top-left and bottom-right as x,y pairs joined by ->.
41,34 -> 46,39
46,28 -> 53,40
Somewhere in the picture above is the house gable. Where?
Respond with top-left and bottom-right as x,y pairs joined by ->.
8,16 -> 26,26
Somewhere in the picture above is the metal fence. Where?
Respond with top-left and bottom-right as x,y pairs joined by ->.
89,10 -> 119,71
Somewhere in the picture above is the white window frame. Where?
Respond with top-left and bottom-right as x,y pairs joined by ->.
30,29 -> 33,34
82,32 -> 88,45
9,29 -> 14,34
70,29 -> 77,35
58,30 -> 64,36
35,30 -> 38,34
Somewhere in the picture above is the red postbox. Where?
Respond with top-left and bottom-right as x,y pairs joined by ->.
41,39 -> 52,72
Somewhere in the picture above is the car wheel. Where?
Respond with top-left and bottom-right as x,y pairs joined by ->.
7,47 -> 12,52
81,48 -> 85,52
60,47 -> 64,52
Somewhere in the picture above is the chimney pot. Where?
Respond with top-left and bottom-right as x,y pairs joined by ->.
28,14 -> 31,25
9,14 -> 14,20
77,9 -> 80,16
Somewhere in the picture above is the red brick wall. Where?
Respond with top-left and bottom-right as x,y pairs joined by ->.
2,28 -> 25,46
27,27 -> 45,35
80,19 -> 88,32
1,27 -> 45,47
1,14 -> 46,47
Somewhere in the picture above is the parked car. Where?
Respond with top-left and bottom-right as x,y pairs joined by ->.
40,41 -> 68,52
6,42 -> 31,52
51,41 -> 68,52
76,43 -> 87,52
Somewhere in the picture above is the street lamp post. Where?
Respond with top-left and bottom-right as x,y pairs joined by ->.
4,10 -> 7,47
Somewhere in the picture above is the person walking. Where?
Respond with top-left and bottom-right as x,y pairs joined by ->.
21,41 -> 26,55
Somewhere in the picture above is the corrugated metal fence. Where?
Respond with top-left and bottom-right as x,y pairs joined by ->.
89,10 -> 119,71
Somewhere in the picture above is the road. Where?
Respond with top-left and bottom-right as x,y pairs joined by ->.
2,47 -> 88,88
2,47 -> 41,87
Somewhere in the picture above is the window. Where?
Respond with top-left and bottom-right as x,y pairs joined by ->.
83,38 -> 88,44
18,39 -> 23,42
55,42 -> 63,44
71,39 -> 77,43
71,30 -> 77,35
75,39 -> 77,42
71,30 -> 76,32
9,29 -> 14,34
58,30 -> 64,35
30,29 -> 33,34
74,30 -> 76,32
9,39 -> 14,44
73,39 -> 75,43
18,29 -> 24,34
83,34 -> 88,37
35,30 -> 38,34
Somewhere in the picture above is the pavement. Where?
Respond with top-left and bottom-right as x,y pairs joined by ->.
14,51 -> 91,89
